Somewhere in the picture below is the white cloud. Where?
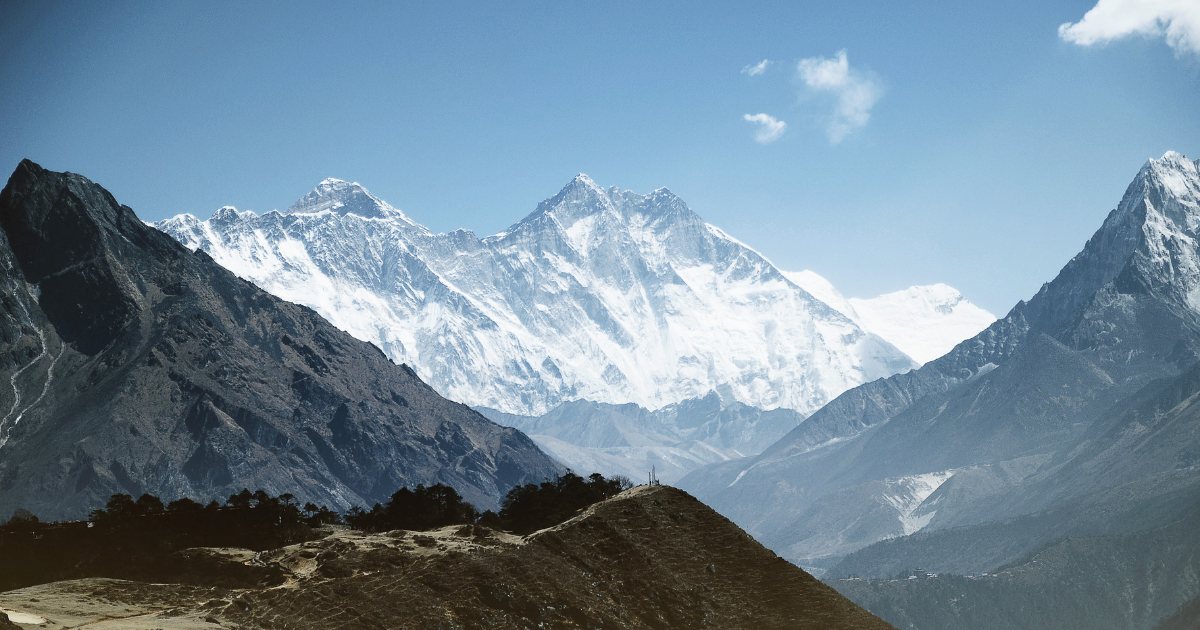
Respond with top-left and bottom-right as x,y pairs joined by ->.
741,59 -> 771,76
1059,0 -> 1200,56
743,113 -> 787,143
796,50 -> 882,144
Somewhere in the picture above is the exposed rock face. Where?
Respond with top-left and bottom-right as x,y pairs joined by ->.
0,160 -> 561,520
681,152 -> 1200,572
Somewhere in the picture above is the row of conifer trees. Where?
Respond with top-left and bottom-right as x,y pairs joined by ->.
5,470 -> 633,536
0,471 -> 633,591
344,471 -> 633,534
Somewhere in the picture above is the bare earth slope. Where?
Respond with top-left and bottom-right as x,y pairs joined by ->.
0,486 -> 895,630
0,160 -> 560,519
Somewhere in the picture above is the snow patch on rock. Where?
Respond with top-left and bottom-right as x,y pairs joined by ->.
882,470 -> 957,535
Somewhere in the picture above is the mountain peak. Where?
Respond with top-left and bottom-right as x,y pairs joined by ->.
159,170 -> 918,418
211,205 -> 244,222
505,174 -> 618,235
285,178 -> 403,221
1149,150 -> 1193,168
510,174 -> 699,237
554,173 -> 608,201
1116,150 -> 1200,242
1138,151 -> 1200,206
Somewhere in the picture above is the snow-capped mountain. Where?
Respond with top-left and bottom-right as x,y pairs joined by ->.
156,175 -> 919,417
784,271 -> 996,365
681,151 -> 1200,573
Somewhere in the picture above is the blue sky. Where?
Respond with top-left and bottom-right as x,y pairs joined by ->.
2,1 -> 1197,315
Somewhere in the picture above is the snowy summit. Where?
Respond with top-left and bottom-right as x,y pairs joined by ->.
785,272 -> 996,365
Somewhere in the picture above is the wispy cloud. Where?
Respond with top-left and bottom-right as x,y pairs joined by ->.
743,113 -> 787,144
796,50 -> 882,144
1059,0 -> 1200,56
741,59 -> 771,76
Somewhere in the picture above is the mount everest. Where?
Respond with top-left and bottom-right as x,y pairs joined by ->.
156,174 -> 992,427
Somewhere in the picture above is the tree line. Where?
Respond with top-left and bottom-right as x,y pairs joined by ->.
344,471 -> 631,535
1,471 -> 633,591
0,488 -> 336,591
83,488 -> 343,529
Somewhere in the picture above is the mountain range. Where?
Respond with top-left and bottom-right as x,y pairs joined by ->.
155,174 -> 993,480
2,150 -> 1194,628
676,151 -> 1200,627
155,175 -> 993,422
0,160 -> 560,520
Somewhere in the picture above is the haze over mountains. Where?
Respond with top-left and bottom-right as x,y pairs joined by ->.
478,395 -> 808,483
0,160 -> 560,521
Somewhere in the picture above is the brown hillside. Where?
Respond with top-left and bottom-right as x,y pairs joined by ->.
0,486 -> 894,629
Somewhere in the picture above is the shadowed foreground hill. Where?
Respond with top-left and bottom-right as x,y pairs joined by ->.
0,486 -> 895,630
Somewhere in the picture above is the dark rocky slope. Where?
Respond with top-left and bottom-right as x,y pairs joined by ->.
0,160 -> 560,520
